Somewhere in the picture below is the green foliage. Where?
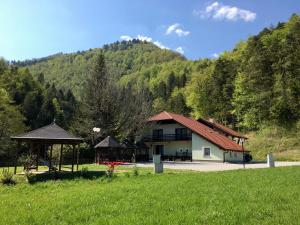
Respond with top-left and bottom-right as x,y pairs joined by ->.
18,40 -> 183,98
0,87 -> 26,158
78,52 -> 151,140
124,172 -> 130,177
232,14 -> 300,129
24,171 -> 37,184
19,154 -> 37,171
80,167 -> 89,178
246,123 -> 300,161
0,169 -> 15,185
132,165 -> 139,176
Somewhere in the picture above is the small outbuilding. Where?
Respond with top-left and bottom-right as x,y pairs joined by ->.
94,136 -> 149,163
94,136 -> 124,163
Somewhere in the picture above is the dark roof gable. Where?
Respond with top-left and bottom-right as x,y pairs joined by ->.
11,122 -> 83,141
94,136 -> 122,148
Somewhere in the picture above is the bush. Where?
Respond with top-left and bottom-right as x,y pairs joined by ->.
25,171 -> 36,184
81,167 -> 89,178
124,172 -> 130,177
105,169 -> 114,179
1,170 -> 16,185
19,154 -> 37,171
132,166 -> 139,176
244,153 -> 253,162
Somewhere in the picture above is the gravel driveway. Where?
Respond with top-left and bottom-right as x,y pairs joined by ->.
134,161 -> 300,172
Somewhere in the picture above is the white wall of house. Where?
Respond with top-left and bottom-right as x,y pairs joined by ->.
224,151 -> 244,162
147,141 -> 192,158
191,133 -> 224,161
143,123 -> 186,136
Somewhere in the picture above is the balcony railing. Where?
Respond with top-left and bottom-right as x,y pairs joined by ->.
141,134 -> 192,142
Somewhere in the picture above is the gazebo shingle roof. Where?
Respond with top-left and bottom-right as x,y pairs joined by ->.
94,136 -> 122,148
11,122 -> 83,141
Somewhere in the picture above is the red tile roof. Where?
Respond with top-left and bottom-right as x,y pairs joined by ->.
198,118 -> 247,139
148,111 -> 247,152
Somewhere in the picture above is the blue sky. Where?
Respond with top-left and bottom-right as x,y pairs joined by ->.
1,0 -> 299,61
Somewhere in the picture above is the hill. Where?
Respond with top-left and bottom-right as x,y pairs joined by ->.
15,40 -> 185,98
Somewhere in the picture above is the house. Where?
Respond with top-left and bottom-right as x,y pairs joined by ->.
197,118 -> 247,143
138,111 -> 249,162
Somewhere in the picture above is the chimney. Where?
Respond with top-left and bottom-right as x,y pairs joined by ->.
209,118 -> 214,123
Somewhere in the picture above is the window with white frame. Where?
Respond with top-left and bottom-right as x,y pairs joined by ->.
203,147 -> 211,157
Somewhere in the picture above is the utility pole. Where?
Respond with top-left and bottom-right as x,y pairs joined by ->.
241,138 -> 245,169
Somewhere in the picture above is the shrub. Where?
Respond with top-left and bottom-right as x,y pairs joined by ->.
244,153 -> 253,162
19,154 -> 37,171
124,172 -> 130,177
25,171 -> 36,184
101,162 -> 123,179
1,170 -> 16,185
132,166 -> 139,176
105,169 -> 114,179
81,167 -> 89,178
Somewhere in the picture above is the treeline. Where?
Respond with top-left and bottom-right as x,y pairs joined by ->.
0,60 -> 77,157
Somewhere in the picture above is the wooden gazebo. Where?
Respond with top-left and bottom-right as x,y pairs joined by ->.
11,122 -> 83,174
94,136 -> 124,163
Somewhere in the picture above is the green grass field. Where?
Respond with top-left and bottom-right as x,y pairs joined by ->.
0,166 -> 299,225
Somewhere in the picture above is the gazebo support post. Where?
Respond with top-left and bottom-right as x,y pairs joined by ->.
59,144 -> 63,172
36,144 -> 39,171
71,144 -> 75,172
14,141 -> 20,174
49,145 -> 53,172
76,145 -> 80,171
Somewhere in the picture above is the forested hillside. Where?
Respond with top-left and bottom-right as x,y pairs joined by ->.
14,40 -> 184,98
2,14 -> 300,160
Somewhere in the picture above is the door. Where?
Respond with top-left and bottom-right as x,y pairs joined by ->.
154,145 -> 164,155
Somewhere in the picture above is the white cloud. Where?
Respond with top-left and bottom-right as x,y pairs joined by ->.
166,23 -> 180,35
153,41 -> 168,49
212,53 -> 219,58
196,2 -> 256,22
175,47 -> 184,54
120,34 -> 169,49
166,23 -> 190,37
120,35 -> 132,41
136,35 -> 153,42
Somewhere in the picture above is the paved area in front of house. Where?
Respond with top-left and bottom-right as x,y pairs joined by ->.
133,161 -> 300,172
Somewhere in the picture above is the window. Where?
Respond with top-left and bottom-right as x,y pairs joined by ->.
229,152 -> 232,157
234,152 -> 237,158
203,147 -> 211,157
175,128 -> 191,140
153,129 -> 163,140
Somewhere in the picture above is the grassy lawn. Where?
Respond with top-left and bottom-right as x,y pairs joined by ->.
0,166 -> 299,225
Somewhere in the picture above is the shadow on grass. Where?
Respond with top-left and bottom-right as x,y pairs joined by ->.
30,171 -> 106,183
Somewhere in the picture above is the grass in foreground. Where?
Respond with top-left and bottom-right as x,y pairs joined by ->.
0,166 -> 299,225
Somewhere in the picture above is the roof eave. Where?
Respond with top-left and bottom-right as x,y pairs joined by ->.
10,136 -> 83,141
